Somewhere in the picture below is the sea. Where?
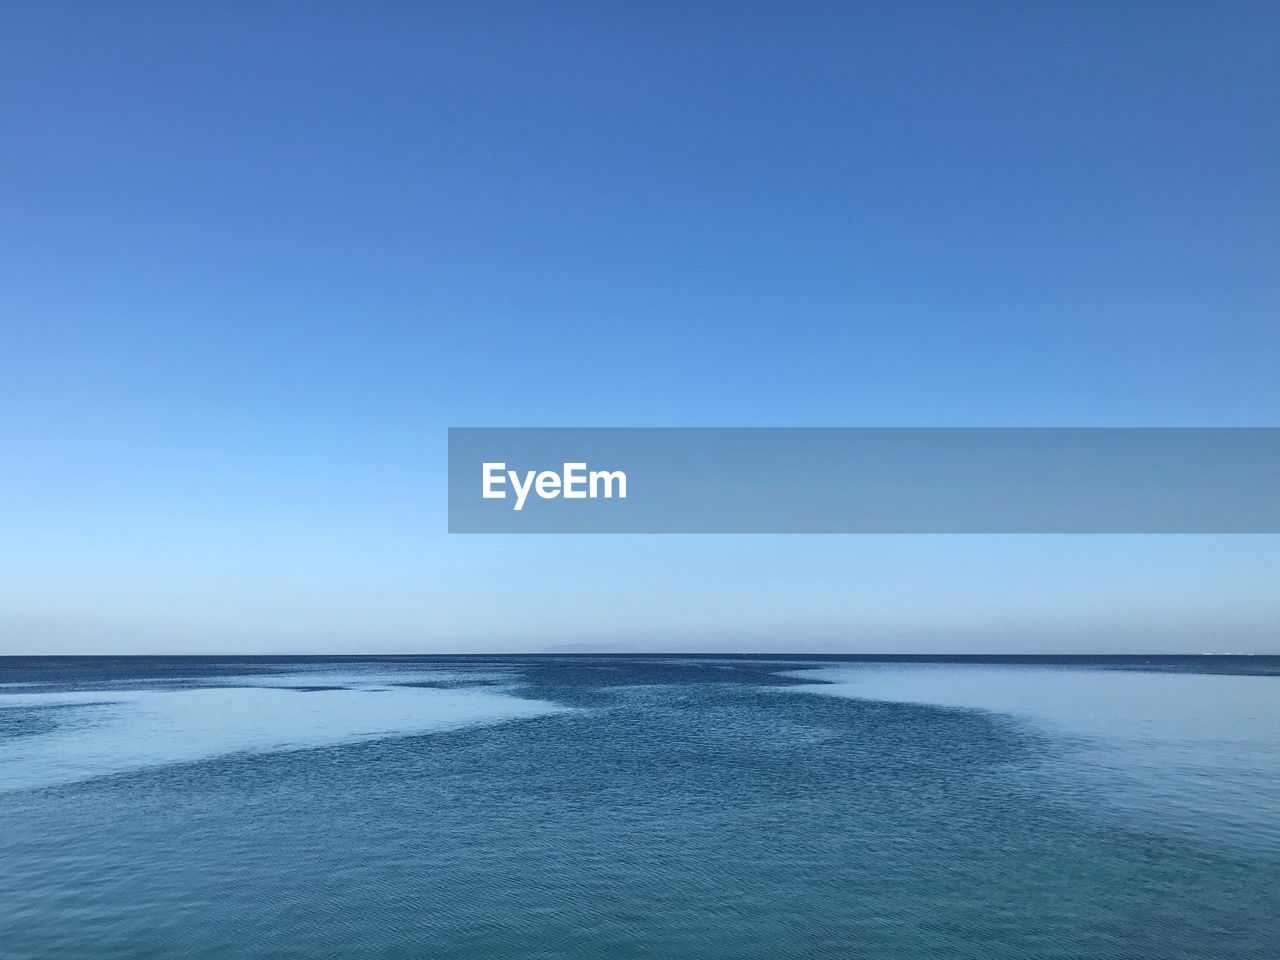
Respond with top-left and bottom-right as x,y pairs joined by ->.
2,654 -> 1278,959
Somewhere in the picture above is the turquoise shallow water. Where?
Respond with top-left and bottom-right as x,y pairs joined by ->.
2,655 -> 1278,959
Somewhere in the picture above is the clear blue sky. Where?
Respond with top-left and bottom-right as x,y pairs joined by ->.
2,2 -> 1278,653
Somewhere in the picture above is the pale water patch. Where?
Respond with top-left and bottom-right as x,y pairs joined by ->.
788,664 -> 1280,854
0,683 -> 567,792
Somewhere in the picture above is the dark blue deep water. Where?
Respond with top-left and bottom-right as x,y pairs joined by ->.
2,655 -> 1278,959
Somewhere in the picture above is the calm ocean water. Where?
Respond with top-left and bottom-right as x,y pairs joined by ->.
2,655 -> 1278,959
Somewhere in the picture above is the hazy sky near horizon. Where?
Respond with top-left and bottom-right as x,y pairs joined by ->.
3,2 -> 1279,654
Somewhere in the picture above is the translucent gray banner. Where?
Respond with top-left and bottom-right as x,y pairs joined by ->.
447,428 -> 1280,533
